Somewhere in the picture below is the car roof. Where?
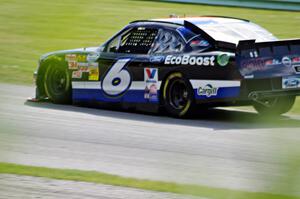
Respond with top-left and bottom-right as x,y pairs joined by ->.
130,16 -> 277,45
131,16 -> 250,26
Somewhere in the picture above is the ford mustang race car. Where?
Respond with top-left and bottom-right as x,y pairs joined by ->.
32,16 -> 300,117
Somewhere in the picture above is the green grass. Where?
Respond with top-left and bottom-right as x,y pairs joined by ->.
0,0 -> 299,110
0,162 -> 299,199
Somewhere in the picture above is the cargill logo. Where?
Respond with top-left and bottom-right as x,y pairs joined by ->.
198,84 -> 218,97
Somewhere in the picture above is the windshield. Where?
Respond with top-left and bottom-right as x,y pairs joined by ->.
195,21 -> 277,44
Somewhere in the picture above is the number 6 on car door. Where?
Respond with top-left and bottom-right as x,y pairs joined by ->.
102,58 -> 132,97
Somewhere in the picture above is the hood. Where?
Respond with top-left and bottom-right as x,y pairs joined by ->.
40,47 -> 100,61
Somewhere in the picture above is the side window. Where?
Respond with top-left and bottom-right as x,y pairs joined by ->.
106,27 -> 158,54
176,27 -> 211,52
106,35 -> 121,53
151,29 -> 184,54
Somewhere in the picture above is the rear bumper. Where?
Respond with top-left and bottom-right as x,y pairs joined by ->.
194,77 -> 300,106
248,89 -> 300,101
240,77 -> 300,99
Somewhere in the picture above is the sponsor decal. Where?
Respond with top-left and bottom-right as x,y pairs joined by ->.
190,40 -> 210,47
292,57 -> 300,63
66,54 -> 90,70
144,84 -> 158,101
77,55 -> 87,62
88,65 -> 99,81
242,55 -> 298,76
72,71 -> 82,79
78,62 -> 89,67
263,56 -> 299,67
65,54 -> 77,62
144,68 -> 158,101
79,65 -> 89,72
66,54 -> 78,70
150,56 -> 165,63
197,84 -> 218,97
265,59 -> 281,66
68,61 -> 78,70
282,56 -> 292,67
145,68 -> 158,82
89,62 -> 99,67
241,59 -> 266,74
282,76 -> 300,89
164,55 -> 215,66
217,54 -> 230,67
71,62 -> 99,80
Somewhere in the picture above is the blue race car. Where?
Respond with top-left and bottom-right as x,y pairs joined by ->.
32,16 -> 300,117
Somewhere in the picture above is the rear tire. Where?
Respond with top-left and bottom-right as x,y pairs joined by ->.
44,62 -> 71,104
162,73 -> 195,118
253,96 -> 295,116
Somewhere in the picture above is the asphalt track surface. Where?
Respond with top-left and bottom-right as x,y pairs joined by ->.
0,174 -> 200,199
0,83 -> 300,196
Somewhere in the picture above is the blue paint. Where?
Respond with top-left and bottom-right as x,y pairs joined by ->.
73,89 -> 160,104
194,87 -> 240,99
73,87 -> 240,104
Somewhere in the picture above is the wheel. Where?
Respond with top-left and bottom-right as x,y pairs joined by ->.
44,62 -> 71,104
253,96 -> 295,116
162,73 -> 195,118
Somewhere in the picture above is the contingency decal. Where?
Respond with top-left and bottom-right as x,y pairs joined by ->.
282,76 -> 300,89
190,40 -> 210,47
144,68 -> 159,102
67,54 -> 99,80
72,71 -> 82,79
239,55 -> 300,78
88,63 -> 99,81
164,55 -> 215,66
190,80 -> 240,99
65,54 -> 78,70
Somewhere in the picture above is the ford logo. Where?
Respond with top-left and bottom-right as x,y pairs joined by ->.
284,78 -> 300,87
150,56 -> 165,63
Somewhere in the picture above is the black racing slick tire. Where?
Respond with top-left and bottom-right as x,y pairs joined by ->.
162,73 -> 195,118
253,96 -> 296,116
44,62 -> 72,104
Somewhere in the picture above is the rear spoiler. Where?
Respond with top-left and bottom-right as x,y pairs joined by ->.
237,39 -> 300,52
184,20 -> 236,51
236,39 -> 300,79
236,39 -> 300,60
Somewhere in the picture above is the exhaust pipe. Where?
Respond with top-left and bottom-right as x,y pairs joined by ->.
248,92 -> 259,101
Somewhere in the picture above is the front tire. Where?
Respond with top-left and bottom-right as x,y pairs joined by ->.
44,62 -> 71,104
253,96 -> 295,116
162,73 -> 195,118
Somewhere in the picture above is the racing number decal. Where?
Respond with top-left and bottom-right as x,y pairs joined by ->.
102,58 -> 132,97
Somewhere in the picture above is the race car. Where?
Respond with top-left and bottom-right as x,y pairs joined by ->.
32,16 -> 300,117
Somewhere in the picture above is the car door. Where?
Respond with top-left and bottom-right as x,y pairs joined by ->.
96,25 -> 160,104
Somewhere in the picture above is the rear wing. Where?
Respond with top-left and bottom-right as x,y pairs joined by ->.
236,39 -> 300,79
